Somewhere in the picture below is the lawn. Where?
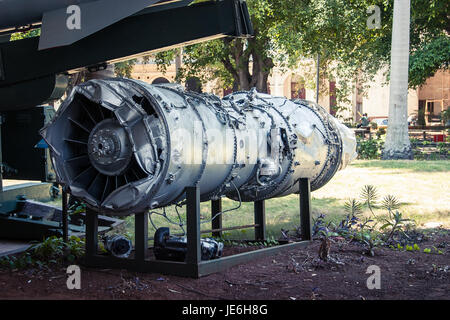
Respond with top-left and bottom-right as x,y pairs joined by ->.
122,160 -> 450,241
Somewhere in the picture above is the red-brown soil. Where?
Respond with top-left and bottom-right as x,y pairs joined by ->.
0,232 -> 448,300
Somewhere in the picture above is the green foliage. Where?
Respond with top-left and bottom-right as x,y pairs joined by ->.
417,108 -> 426,126
189,0 -> 215,4
0,236 -> 85,270
276,0 -> 449,91
344,199 -> 363,217
409,35 -> 450,88
437,142 -> 447,154
152,0 -> 447,114
10,0 -> 447,97
422,247 -> 444,255
441,109 -> 450,125
357,138 -> 382,160
221,236 -> 279,248
360,185 -> 379,216
356,229 -> 383,257
370,122 -> 378,130
366,0 -> 449,88
69,200 -> 86,214
376,128 -> 386,139
114,59 -> 138,78
381,195 -> 401,214
380,211 -> 411,242
10,29 -> 41,41
313,184 -> 423,256
156,0 -> 280,93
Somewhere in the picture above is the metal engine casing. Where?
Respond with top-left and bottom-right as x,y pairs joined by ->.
41,78 -> 357,216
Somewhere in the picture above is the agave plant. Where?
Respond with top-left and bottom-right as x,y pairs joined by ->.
360,185 -> 379,217
381,195 -> 401,218
380,211 -> 411,242
344,199 -> 363,217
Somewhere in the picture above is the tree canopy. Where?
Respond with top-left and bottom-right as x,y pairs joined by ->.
154,0 -> 448,109
9,0 -> 449,106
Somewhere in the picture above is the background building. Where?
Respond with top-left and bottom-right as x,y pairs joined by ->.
130,59 -> 449,124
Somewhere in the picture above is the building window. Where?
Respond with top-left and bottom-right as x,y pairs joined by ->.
427,101 -> 435,114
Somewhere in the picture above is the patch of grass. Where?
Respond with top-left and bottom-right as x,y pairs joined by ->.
136,195 -> 344,242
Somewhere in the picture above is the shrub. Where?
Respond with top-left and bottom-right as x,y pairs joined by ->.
418,109 -> 426,126
376,128 -> 386,139
357,138 -> 381,159
0,236 -> 85,270
441,109 -> 450,126
437,142 -> 447,154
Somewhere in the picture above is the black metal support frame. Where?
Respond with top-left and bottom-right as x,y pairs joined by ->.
254,200 -> 266,240
82,178 -> 312,278
211,199 -> 222,238
61,188 -> 68,243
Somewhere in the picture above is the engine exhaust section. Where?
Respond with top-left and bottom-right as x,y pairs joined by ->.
41,79 -> 356,216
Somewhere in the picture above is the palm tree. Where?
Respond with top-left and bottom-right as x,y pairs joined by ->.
382,0 -> 413,160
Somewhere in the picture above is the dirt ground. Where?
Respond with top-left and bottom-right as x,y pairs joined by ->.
0,231 -> 448,300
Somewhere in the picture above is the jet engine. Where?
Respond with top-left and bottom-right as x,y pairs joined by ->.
41,79 -> 357,216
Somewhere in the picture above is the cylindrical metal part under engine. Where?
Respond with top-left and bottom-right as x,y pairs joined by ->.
153,227 -> 224,261
103,235 -> 133,258
41,79 -> 357,216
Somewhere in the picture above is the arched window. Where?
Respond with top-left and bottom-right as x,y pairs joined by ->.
152,77 -> 170,84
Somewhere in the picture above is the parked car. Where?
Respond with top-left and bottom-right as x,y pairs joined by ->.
371,118 -> 388,129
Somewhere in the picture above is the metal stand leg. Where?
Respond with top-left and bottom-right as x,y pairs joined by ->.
211,199 -> 222,238
254,200 -> 266,241
135,211 -> 148,266
0,118 -> 3,193
61,187 -> 69,243
85,207 -> 98,260
299,178 -> 312,241
186,186 -> 201,265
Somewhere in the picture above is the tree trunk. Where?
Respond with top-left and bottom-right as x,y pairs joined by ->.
382,0 -> 413,160
175,48 -> 183,82
221,36 -> 273,94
